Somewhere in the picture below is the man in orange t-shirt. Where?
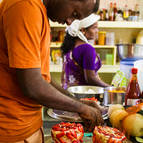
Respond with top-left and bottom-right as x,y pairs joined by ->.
0,0 -> 102,142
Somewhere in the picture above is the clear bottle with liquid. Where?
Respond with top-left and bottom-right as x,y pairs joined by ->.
125,68 -> 141,106
108,2 -> 114,21
123,4 -> 129,20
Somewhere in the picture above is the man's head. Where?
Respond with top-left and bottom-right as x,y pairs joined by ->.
45,0 -> 100,25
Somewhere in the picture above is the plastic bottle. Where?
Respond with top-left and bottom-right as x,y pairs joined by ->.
125,68 -> 141,106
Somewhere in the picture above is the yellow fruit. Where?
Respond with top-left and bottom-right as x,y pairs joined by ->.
110,109 -> 128,129
108,104 -> 124,117
122,113 -> 143,137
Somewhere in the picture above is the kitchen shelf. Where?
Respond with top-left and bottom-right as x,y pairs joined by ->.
50,42 -> 116,49
50,64 -> 120,73
98,21 -> 143,29
50,21 -> 143,29
50,43 -> 117,65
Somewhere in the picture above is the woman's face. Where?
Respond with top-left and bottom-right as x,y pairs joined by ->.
84,22 -> 98,41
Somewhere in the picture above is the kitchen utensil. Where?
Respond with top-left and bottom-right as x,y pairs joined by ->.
47,109 -> 82,122
47,107 -> 108,122
117,44 -> 143,60
67,86 -> 104,101
103,87 -> 126,106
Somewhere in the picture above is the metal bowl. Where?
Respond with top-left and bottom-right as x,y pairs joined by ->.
103,87 -> 126,106
67,86 -> 104,101
117,44 -> 143,60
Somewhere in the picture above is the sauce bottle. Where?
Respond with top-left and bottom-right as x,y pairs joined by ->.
125,68 -> 141,106
108,2 -> 114,21
123,5 -> 129,20
113,3 -> 117,21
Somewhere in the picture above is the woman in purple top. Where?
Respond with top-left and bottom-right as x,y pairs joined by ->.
61,14 -> 109,89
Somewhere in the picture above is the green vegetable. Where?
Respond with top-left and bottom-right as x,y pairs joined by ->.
136,137 -> 143,143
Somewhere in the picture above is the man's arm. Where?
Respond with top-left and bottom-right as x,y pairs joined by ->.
50,79 -> 72,97
16,68 -> 104,129
16,68 -> 84,112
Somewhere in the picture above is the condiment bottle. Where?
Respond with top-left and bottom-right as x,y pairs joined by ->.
108,2 -> 114,21
125,68 -> 141,106
123,4 -> 129,20
98,31 -> 106,45
113,2 -> 117,21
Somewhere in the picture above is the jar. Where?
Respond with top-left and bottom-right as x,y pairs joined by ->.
58,30 -> 65,42
106,32 -> 115,45
98,31 -> 106,45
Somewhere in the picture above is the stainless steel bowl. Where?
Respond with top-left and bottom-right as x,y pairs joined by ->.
117,44 -> 143,60
103,87 -> 126,106
67,86 -> 104,100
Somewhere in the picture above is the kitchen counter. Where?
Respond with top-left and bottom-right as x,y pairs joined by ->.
45,135 -> 92,143
43,117 -> 133,143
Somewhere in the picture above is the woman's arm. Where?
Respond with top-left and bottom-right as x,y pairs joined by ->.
84,69 -> 110,87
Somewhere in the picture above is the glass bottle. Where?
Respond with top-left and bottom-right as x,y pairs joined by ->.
141,91 -> 143,103
108,2 -> 114,21
134,4 -> 140,21
125,68 -> 141,106
113,2 -> 117,21
123,4 -> 129,20
99,10 -> 104,21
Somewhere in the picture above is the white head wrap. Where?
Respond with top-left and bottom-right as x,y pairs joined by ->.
66,14 -> 100,43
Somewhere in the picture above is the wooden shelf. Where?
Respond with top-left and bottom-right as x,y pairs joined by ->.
50,21 -> 143,29
50,64 -> 120,73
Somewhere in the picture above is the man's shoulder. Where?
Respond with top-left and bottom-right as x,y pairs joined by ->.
1,0 -> 43,15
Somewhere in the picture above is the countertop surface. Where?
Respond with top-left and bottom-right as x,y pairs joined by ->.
43,108 -> 134,143
45,136 -> 92,143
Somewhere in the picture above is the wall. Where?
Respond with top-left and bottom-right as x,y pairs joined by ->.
138,0 -> 143,19
51,73 -> 114,85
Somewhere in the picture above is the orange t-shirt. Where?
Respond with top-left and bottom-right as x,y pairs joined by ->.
0,0 -> 51,141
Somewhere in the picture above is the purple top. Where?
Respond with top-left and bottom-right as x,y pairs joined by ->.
62,43 -> 102,89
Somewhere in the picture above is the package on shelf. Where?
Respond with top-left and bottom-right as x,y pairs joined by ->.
51,49 -> 62,65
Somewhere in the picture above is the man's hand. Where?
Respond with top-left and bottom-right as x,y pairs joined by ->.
78,105 -> 104,132
80,100 -> 102,112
